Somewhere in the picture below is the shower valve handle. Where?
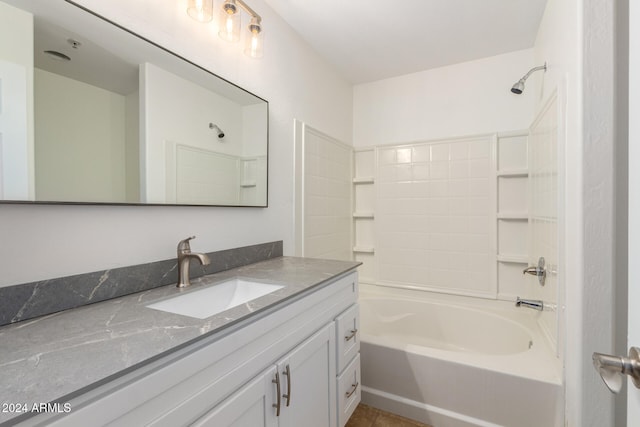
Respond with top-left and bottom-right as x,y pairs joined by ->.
523,257 -> 547,286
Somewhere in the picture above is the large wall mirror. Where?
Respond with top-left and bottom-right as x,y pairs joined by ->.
0,0 -> 268,207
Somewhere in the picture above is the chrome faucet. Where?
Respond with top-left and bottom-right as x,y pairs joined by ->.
177,236 -> 211,288
515,297 -> 544,311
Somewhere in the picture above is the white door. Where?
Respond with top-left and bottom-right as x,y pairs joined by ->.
591,3 -> 640,424
628,0 -> 640,422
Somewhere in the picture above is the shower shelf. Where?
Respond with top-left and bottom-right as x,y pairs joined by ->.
353,212 -> 374,219
353,177 -> 374,184
497,213 -> 528,220
497,169 -> 528,177
352,246 -> 375,254
497,255 -> 528,263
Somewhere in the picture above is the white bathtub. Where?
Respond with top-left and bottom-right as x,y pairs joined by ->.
359,284 -> 563,427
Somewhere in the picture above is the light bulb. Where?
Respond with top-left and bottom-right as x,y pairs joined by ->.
243,18 -> 263,58
218,2 -> 241,42
244,29 -> 263,58
187,0 -> 213,22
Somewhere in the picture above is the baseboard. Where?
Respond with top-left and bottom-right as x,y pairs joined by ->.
361,386 -> 502,427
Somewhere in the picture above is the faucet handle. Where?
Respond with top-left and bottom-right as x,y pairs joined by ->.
177,236 -> 196,253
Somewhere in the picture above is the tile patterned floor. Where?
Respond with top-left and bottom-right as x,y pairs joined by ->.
345,404 -> 433,427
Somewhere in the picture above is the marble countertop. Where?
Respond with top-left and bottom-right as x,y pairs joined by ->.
0,256 -> 360,425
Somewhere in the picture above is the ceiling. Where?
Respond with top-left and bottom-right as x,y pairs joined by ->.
264,0 -> 548,84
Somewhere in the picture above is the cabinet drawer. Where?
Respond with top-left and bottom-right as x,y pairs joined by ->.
335,303 -> 359,373
336,353 -> 360,427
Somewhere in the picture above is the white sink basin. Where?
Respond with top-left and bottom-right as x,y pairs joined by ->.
146,278 -> 284,319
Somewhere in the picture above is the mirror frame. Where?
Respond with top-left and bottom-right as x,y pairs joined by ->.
0,0 -> 269,208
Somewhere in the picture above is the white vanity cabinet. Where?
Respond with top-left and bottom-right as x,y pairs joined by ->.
192,366 -> 278,427
195,323 -> 336,427
334,303 -> 361,426
20,270 -> 359,427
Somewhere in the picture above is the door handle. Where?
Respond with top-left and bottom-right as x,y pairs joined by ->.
592,347 -> 640,393
523,256 -> 547,286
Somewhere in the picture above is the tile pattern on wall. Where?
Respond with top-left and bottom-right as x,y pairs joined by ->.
375,136 -> 496,296
175,145 -> 240,205
303,126 -> 352,261
528,95 -> 559,350
0,241 -> 283,326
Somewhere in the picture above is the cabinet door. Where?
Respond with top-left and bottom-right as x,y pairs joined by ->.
277,323 -> 337,427
192,366 -> 278,427
337,354 -> 361,427
335,303 -> 360,373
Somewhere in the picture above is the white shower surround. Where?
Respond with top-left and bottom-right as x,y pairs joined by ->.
374,134 -> 497,298
359,284 -> 563,427
351,124 -> 562,424
353,133 -> 544,303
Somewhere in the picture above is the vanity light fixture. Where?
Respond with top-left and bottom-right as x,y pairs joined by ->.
218,0 -> 263,58
187,0 -> 214,23
188,0 -> 263,58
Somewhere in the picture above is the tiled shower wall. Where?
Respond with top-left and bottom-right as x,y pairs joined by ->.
528,95 -> 559,349
374,136 -> 497,297
302,126 -> 352,260
353,132 -> 540,304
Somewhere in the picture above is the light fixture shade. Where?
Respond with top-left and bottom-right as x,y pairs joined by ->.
187,0 -> 213,23
218,2 -> 241,42
244,27 -> 264,58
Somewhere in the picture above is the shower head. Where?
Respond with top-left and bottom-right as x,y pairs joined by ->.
209,123 -> 225,139
510,63 -> 547,94
510,79 -> 526,95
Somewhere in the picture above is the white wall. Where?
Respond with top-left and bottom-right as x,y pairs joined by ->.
125,90 -> 140,203
353,49 -> 537,147
242,103 -> 268,157
0,1 -> 33,200
34,68 -> 128,202
141,62 -> 244,203
533,0 -> 620,425
0,0 -> 353,287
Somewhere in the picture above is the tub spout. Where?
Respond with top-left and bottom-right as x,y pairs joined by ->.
515,297 -> 543,311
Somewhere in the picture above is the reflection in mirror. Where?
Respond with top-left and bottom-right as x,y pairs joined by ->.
0,0 -> 268,207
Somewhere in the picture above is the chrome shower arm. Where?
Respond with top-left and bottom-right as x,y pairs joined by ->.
521,63 -> 547,81
510,62 -> 547,94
